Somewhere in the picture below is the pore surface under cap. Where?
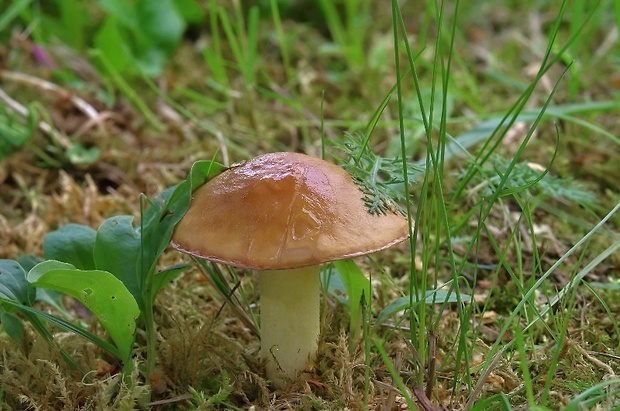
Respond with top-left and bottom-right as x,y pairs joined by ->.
171,152 -> 409,270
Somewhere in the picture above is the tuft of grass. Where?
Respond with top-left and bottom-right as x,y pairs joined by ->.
318,0 -> 372,70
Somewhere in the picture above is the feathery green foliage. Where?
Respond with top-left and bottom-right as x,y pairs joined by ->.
332,133 -> 424,216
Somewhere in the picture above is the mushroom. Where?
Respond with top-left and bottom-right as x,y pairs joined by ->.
171,152 -> 409,388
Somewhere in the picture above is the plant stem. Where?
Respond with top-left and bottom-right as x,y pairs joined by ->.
142,299 -> 156,388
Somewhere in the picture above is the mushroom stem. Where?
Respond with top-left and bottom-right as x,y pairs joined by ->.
259,265 -> 320,388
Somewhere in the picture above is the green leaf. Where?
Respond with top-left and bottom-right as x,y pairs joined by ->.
93,17 -> 134,74
0,262 -> 97,373
0,259 -> 35,305
322,266 -> 348,305
0,0 -> 33,33
326,260 -> 369,303
43,224 -> 97,270
563,378 -> 620,411
0,310 -> 25,343
329,260 -> 371,338
459,155 -> 597,207
136,0 -> 185,53
28,260 -> 140,361
36,288 -> 75,320
139,159 -> 225,299
589,281 -> 620,291
0,107 -> 34,160
16,254 -> 43,271
376,289 -> 471,326
65,144 -> 101,165
96,0 -> 187,76
152,263 -> 190,301
173,0 -> 205,24
97,0 -> 139,28
135,48 -> 169,77
0,296 -> 120,359
94,215 -> 142,306
468,393 -> 511,411
87,159 -> 222,312
332,133 -> 424,216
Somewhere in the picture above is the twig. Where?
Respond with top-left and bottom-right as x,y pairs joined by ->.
144,393 -> 192,406
1,70 -> 100,121
587,351 -> 620,362
73,111 -> 124,138
0,70 -> 116,145
214,130 -> 230,166
387,351 -> 403,411
464,344 -> 510,410
574,343 -> 616,378
413,386 -> 444,411
593,26 -> 618,61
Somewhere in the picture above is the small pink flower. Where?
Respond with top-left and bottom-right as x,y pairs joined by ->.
32,44 -> 57,68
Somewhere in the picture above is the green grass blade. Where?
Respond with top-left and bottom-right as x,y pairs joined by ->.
0,297 -> 120,359
0,0 -> 32,33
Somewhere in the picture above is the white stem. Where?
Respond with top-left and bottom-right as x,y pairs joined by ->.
259,265 -> 320,388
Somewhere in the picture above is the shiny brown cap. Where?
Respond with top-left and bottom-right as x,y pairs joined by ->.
171,152 -> 410,270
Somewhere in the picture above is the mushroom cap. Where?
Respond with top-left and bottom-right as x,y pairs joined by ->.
171,152 -> 410,270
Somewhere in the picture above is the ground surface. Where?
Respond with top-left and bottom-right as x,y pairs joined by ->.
1,1 -> 619,410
